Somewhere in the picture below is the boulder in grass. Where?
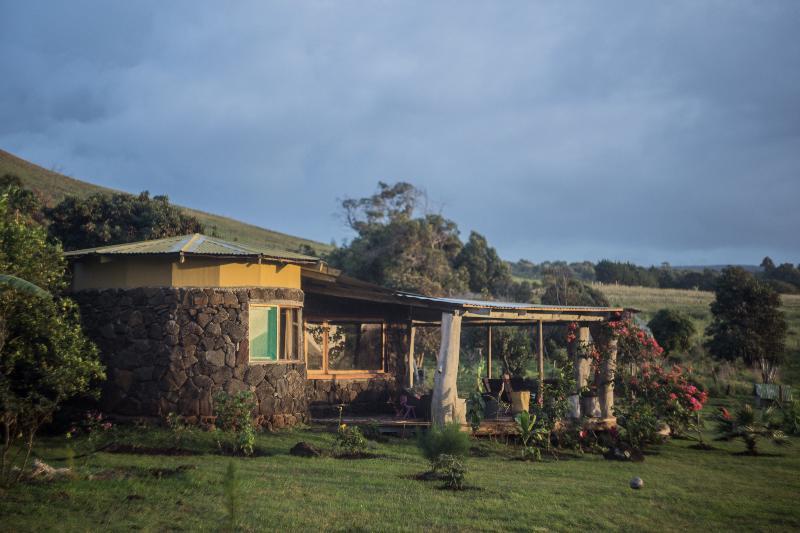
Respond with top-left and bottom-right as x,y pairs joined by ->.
290,441 -> 321,458
630,477 -> 644,490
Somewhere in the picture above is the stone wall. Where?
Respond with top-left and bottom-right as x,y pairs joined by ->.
306,375 -> 400,417
73,287 -> 308,429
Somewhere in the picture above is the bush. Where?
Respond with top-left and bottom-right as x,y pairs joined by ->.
514,411 -> 549,460
1,191 -> 104,486
647,309 -> 696,355
417,423 -> 470,468
614,400 -> 663,453
213,391 -> 257,456
715,404 -> 790,455
432,454 -> 467,490
780,401 -> 800,436
333,424 -> 368,457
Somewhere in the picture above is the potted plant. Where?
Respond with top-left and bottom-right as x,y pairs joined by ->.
580,386 -> 601,418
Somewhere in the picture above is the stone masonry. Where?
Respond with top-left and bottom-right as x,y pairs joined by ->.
73,287 -> 308,429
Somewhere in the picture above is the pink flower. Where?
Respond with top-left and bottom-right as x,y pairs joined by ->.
669,393 -> 678,401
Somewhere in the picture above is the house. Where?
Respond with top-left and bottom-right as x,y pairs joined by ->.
66,233 -> 623,429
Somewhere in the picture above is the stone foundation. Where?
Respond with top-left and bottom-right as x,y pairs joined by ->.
73,287 -> 308,429
306,375 -> 400,417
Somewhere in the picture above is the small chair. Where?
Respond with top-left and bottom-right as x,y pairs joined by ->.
398,394 -> 417,419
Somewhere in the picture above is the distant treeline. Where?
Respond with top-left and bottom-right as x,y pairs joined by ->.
509,257 -> 800,294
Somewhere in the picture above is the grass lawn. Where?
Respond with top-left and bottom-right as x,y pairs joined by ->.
2,422 -> 799,532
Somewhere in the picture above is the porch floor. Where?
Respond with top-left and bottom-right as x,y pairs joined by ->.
311,414 -> 520,436
311,414 -> 617,436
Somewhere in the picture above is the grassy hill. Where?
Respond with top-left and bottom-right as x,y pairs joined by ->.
0,149 -> 333,256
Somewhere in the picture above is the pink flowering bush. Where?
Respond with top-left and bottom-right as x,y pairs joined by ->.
619,359 -> 709,436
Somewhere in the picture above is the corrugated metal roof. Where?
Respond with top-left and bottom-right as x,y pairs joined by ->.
394,292 -> 623,313
63,233 -> 319,263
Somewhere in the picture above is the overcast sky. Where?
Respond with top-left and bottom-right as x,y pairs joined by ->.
1,1 -> 798,265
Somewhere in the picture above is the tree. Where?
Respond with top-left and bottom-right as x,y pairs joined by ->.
0,192 -> 104,485
705,267 -> 787,383
493,327 -> 535,377
47,191 -> 203,250
329,182 -> 468,296
454,231 -> 514,297
541,279 -> 609,307
760,256 -> 775,273
647,309 -> 696,355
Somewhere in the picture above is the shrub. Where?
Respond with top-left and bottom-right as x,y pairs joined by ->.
1,192 -> 104,486
165,412 -> 193,448
333,424 -> 368,457
213,391 -> 257,456
779,401 -> 800,436
715,404 -> 790,455
432,454 -> 467,490
417,423 -> 470,469
647,309 -> 696,355
614,399 -> 663,453
514,411 -> 549,460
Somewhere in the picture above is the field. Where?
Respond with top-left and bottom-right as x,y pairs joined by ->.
0,149 -> 332,256
594,283 -> 800,385
2,418 -> 798,532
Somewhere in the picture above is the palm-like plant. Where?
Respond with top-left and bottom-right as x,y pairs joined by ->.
715,404 -> 790,455
515,411 -> 549,460
0,274 -> 50,299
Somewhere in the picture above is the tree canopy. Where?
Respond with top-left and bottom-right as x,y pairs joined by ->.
47,191 -> 203,250
0,190 -> 104,484
647,309 -> 695,355
329,182 -> 531,300
705,267 -> 787,383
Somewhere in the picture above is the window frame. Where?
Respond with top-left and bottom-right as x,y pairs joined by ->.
248,302 -> 304,365
304,319 -> 387,379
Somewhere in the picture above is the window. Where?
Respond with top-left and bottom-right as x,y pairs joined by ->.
304,321 -> 385,376
249,305 -> 302,363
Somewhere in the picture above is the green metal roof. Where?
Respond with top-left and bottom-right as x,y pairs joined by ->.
63,234 -> 319,264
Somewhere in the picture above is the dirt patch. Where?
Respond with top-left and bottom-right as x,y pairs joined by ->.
90,465 -> 196,481
332,452 -> 385,460
688,443 -> 717,451
105,443 -> 199,456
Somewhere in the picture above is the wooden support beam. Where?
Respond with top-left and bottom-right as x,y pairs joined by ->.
407,323 -> 416,388
461,311 -> 608,322
537,320 -> 544,406
486,327 -> 491,376
431,312 -> 465,427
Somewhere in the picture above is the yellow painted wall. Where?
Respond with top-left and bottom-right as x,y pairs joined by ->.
72,256 -> 301,290
72,257 -> 172,290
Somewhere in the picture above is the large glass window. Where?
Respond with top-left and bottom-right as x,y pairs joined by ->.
304,321 -> 385,375
249,305 -> 302,363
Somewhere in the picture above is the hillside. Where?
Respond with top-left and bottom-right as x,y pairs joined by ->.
0,149 -> 333,256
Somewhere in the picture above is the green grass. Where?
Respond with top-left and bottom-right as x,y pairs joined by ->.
0,148 -> 333,256
2,426 -> 799,532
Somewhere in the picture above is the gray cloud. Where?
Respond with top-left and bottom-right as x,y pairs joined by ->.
1,1 -> 798,265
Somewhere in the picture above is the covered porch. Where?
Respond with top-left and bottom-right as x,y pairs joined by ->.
302,268 -> 623,430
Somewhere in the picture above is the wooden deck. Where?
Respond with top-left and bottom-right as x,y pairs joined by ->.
312,414 -> 522,436
312,414 -> 617,436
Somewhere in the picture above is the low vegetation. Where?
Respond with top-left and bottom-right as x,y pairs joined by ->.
1,421 -> 798,531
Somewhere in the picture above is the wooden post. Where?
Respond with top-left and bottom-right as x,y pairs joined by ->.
486,326 -> 493,378
537,320 -> 544,406
431,312 -> 464,427
600,337 -> 617,422
407,323 -> 416,388
573,326 -> 592,417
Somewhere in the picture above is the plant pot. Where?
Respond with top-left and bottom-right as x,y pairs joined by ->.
510,391 -> 530,415
581,394 -> 601,418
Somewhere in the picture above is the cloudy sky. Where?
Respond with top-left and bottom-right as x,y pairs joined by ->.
1,1 -> 798,265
